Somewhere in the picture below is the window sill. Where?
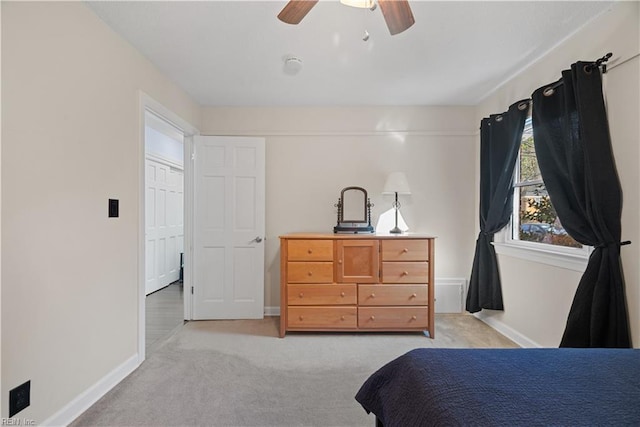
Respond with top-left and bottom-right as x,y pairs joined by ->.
493,241 -> 588,272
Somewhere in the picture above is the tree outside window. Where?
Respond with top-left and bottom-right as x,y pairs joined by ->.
513,118 -> 581,248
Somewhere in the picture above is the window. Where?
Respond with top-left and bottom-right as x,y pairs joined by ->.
511,114 -> 582,249
494,110 -> 590,271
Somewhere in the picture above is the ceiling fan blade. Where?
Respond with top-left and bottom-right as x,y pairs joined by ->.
378,0 -> 415,35
277,0 -> 319,25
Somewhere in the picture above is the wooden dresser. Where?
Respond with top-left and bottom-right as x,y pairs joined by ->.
279,233 -> 435,338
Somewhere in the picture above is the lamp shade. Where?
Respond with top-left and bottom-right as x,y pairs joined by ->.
383,172 -> 411,195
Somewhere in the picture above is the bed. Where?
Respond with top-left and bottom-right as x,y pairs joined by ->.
355,348 -> 640,426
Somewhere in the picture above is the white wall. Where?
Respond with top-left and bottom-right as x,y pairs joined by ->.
475,1 -> 640,347
1,2 -> 200,422
0,0 -> 3,417
200,106 -> 477,310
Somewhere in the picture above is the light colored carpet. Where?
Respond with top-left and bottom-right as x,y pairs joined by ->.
71,314 -> 517,427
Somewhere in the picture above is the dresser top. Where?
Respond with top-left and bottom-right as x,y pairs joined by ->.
279,232 -> 436,240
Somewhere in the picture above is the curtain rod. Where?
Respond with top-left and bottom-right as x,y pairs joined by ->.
489,51 -> 635,120
606,52 -> 640,72
587,52 -> 613,73
544,52 -> 617,93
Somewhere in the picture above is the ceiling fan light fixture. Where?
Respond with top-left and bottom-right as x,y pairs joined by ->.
340,0 -> 375,9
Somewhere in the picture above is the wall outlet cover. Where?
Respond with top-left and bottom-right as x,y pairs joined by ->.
9,380 -> 30,417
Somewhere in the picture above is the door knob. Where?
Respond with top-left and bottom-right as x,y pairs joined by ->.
252,236 -> 263,243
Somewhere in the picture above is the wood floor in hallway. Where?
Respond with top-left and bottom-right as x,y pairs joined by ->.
145,281 -> 184,355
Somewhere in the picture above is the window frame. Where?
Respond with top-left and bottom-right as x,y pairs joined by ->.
492,113 -> 591,272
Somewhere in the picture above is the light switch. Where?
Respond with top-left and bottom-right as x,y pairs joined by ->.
109,199 -> 119,218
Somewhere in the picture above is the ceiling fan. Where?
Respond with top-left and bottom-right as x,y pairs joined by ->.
277,0 -> 415,36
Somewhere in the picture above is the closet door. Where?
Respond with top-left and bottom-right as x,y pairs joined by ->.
146,158 -> 183,295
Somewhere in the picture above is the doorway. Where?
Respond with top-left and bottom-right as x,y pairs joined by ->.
143,108 -> 187,356
137,96 -> 265,361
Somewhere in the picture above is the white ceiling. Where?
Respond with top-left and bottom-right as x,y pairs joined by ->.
86,1 -> 613,106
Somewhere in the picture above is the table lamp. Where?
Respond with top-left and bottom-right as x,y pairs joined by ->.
382,172 -> 411,234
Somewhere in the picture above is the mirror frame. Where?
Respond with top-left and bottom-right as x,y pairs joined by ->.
333,186 -> 374,234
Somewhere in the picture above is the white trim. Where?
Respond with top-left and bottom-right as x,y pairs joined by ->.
139,91 -> 199,359
201,130 -> 477,138
40,355 -> 139,427
264,306 -> 280,317
493,241 -> 589,272
145,152 -> 184,171
183,135 -> 194,320
140,93 -> 199,136
145,110 -> 185,142
473,311 -> 542,348
138,96 -> 147,364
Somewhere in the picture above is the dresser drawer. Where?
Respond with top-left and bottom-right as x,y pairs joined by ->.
288,284 -> 356,305
382,262 -> 429,283
358,285 -> 427,306
288,240 -> 333,261
288,306 -> 357,328
287,262 -> 334,283
358,307 -> 429,329
382,239 -> 429,261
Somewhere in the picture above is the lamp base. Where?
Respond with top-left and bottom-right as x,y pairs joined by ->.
389,226 -> 403,234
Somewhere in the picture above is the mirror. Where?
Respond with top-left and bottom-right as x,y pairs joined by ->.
334,186 -> 374,234
342,188 -> 366,222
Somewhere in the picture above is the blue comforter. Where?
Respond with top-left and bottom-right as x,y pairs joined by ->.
355,348 -> 640,426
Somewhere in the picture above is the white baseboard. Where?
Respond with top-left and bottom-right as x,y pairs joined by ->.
474,311 -> 542,348
41,354 -> 140,427
264,306 -> 280,317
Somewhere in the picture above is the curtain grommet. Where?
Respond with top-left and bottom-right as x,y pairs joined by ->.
543,87 -> 555,97
518,101 -> 529,111
495,115 -> 503,122
584,64 -> 593,75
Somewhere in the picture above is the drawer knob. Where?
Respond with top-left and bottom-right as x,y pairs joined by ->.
340,292 -> 345,297
411,315 -> 417,321
370,315 -> 375,321
299,293 -> 304,298
370,293 -> 376,298
307,249 -> 313,254
308,271 -> 313,276
299,316 -> 304,320
411,293 -> 417,298
340,316 -> 345,321
338,259 -> 343,264
403,248 -> 409,253
402,271 -> 409,276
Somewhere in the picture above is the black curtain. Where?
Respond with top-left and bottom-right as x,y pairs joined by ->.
532,62 -> 631,348
466,100 -> 529,313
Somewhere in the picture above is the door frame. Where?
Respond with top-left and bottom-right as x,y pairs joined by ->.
138,92 -> 198,363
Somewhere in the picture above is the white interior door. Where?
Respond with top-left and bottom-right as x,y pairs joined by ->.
192,136 -> 265,319
146,158 -> 184,295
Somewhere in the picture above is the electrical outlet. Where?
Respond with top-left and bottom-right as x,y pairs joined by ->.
9,380 -> 30,417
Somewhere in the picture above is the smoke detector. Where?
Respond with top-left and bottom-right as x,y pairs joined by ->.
283,55 -> 303,75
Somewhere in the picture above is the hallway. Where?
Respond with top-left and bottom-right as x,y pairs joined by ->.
145,282 -> 184,354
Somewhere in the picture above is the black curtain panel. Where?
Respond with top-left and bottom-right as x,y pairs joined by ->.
466,100 -> 529,313
532,62 -> 631,348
